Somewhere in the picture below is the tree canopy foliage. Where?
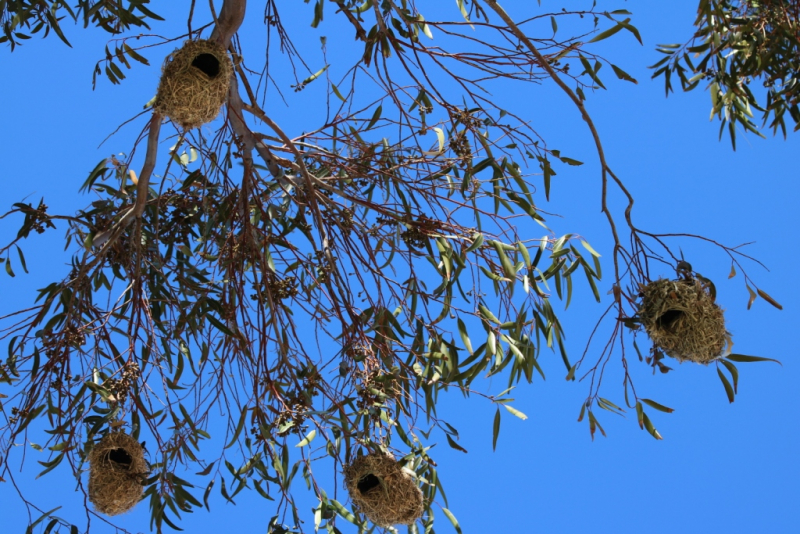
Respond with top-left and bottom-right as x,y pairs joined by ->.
0,1 -> 787,532
652,0 -> 800,147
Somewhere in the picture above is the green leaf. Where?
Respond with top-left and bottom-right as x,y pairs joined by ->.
720,358 -> 739,394
587,20 -> 627,43
108,61 -> 125,81
44,11 -> 71,47
492,408 -> 501,451
36,452 -> 64,478
203,479 -> 215,511
366,104 -> 382,130
455,0 -> 472,26
597,397 -> 624,414
465,233 -> 484,253
329,499 -> 358,524
559,156 -> 584,166
457,318 -> 473,354
725,354 -> 781,365
516,241 -> 531,269
541,156 -> 554,200
717,366 -> 735,403
206,314 -> 234,336
587,411 -> 606,439
424,127 -> 445,155
492,240 -> 516,279
479,265 -> 508,283
641,412 -> 663,440
295,429 -> 317,447
579,54 -> 606,90
446,434 -> 467,453
311,0 -> 324,28
442,508 -> 463,534
124,43 -> 149,65
26,507 -> 62,533
300,65 -> 329,86
478,303 -> 502,325
134,2 -> 165,20
611,64 -> 638,84
640,398 -> 674,413
502,404 -> 528,421
225,408 -> 248,449
582,264 -> 601,302
330,83 -> 346,101
14,245 -> 28,273
579,239 -> 600,257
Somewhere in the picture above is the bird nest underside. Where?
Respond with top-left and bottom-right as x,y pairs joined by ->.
343,453 -> 424,527
88,432 -> 148,516
154,39 -> 233,129
638,278 -> 729,364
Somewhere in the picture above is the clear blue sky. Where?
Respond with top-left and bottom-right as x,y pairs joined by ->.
0,2 -> 797,533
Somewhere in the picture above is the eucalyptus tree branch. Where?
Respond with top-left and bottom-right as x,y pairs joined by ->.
95,0 -> 248,250
227,75 -> 287,180
482,0 -> 633,300
208,0 -> 245,47
92,114 -> 161,248
333,0 -> 367,41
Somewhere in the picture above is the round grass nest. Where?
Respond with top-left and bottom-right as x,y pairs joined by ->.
343,452 -> 424,527
154,39 -> 233,129
638,278 -> 730,364
88,431 -> 148,516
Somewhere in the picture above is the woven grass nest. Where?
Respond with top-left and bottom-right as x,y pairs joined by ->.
343,452 -> 424,527
88,431 -> 148,516
154,39 -> 233,129
638,277 -> 730,364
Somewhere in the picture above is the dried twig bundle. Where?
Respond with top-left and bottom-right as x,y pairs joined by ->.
343,452 -> 424,527
638,278 -> 730,364
88,431 -> 148,516
154,39 -> 233,129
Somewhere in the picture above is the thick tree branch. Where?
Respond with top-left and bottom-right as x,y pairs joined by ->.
93,113 -> 161,248
209,0 -> 246,47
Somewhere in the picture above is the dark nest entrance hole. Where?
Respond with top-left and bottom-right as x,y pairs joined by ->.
107,447 -> 132,468
358,474 -> 380,494
656,309 -> 684,331
192,53 -> 221,78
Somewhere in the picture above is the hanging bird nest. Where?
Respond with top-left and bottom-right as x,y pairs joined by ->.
637,277 -> 730,364
154,39 -> 233,129
343,452 -> 424,527
88,431 -> 148,516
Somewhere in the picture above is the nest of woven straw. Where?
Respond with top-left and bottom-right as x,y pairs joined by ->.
154,39 -> 233,129
343,452 -> 424,527
638,278 -> 730,364
88,432 -> 148,516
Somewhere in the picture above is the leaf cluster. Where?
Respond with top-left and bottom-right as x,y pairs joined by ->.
1,0 -> 163,50
652,0 -> 800,148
